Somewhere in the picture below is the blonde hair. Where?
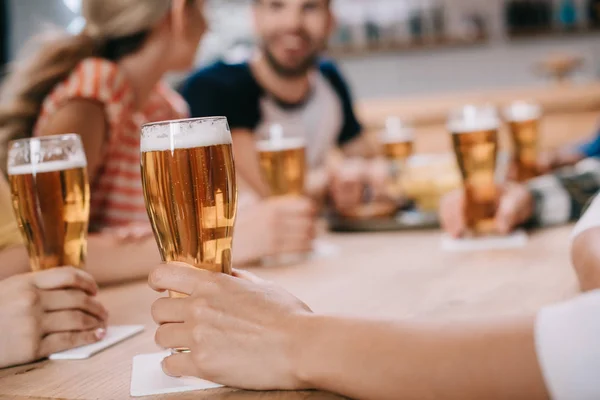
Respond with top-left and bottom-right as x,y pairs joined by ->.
0,0 -> 174,171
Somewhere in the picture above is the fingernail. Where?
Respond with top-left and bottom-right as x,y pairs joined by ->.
95,328 -> 107,340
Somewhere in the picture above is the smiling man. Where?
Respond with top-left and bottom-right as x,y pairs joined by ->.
182,0 -> 378,201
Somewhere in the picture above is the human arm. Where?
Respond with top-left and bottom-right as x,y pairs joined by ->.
539,130 -> 600,173
230,129 -> 270,197
232,196 -> 317,265
571,194 -> 600,291
440,158 -> 600,237
148,264 -> 551,399
0,170 -> 161,285
0,232 -> 161,286
35,99 -> 162,285
39,99 -> 108,186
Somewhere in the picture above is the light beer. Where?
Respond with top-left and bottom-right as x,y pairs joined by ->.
381,117 -> 414,162
257,138 -> 306,196
7,135 -> 90,271
504,101 -> 542,182
141,117 -> 237,279
449,106 -> 500,234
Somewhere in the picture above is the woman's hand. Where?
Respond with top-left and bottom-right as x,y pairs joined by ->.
329,158 -> 395,213
234,196 -> 318,265
0,267 -> 108,369
149,263 -> 312,390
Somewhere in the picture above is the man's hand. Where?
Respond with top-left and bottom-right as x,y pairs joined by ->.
440,183 -> 534,238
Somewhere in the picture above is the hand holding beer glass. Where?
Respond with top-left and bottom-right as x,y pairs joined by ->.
256,123 -> 316,264
449,105 -> 500,235
504,101 -> 542,182
141,117 -> 237,352
8,134 -> 90,270
5,134 -> 107,362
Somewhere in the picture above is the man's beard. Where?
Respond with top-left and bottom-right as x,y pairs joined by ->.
263,45 -> 320,79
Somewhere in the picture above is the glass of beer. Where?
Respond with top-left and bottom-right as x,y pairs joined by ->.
448,105 -> 500,235
381,116 -> 414,163
141,117 -> 237,280
7,134 -> 90,271
504,101 -> 542,182
380,117 -> 414,200
257,123 -> 307,196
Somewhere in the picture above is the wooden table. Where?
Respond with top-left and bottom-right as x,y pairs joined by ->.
0,227 -> 580,400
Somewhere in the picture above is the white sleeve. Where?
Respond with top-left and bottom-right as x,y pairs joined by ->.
535,290 -> 600,400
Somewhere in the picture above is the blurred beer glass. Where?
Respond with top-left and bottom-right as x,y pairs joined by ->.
504,101 -> 542,182
141,117 -> 237,281
256,124 -> 311,266
448,105 -> 500,235
381,117 -> 414,163
257,124 -> 307,196
380,117 -> 414,200
8,134 -> 90,271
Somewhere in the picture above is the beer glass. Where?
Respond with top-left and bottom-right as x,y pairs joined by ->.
504,101 -> 542,182
448,105 -> 500,235
381,117 -> 414,162
141,117 -> 237,279
7,134 -> 90,271
381,117 -> 414,199
257,123 -> 307,196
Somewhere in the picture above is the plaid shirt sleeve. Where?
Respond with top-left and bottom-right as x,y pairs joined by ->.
528,158 -> 600,228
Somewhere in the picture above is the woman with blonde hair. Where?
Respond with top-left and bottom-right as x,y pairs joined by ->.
0,0 -> 316,282
0,0 -> 206,369
0,0 -> 205,283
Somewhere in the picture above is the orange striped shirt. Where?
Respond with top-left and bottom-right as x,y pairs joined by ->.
34,58 -> 189,231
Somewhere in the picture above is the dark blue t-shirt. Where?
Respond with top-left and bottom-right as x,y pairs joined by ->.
181,60 -> 362,167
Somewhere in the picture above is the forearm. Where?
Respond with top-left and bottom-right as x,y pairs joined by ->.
0,236 -> 160,286
296,315 -> 548,400
340,134 -> 380,159
305,167 -> 329,205
553,147 -> 585,169
86,235 -> 160,286
527,158 -> 600,228
572,229 -> 600,291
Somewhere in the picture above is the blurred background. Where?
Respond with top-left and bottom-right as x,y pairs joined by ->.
5,0 -> 600,213
4,0 -> 600,98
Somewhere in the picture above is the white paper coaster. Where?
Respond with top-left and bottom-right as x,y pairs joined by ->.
130,352 -> 223,397
309,239 -> 341,260
441,230 -> 528,252
50,325 -> 144,360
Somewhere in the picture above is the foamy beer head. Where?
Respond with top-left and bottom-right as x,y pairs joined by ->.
448,105 -> 500,234
7,134 -> 90,271
503,101 -> 542,124
256,124 -> 307,196
140,117 -> 237,279
381,117 -> 414,161
141,116 -> 232,153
